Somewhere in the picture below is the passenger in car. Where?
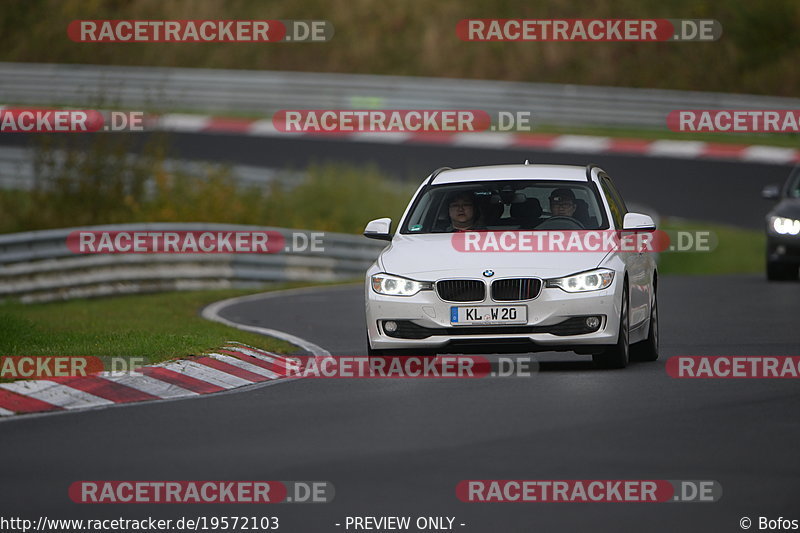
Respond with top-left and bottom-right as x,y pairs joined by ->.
445,191 -> 482,231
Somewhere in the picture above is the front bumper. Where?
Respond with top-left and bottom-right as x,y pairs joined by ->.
767,235 -> 800,265
366,277 -> 622,351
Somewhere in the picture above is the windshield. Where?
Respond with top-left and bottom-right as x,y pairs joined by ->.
788,168 -> 800,198
401,180 -> 609,234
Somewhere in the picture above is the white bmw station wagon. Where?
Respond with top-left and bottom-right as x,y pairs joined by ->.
363,164 -> 659,368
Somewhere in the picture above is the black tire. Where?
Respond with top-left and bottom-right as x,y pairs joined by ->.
767,261 -> 799,281
593,283 -> 630,369
632,289 -> 659,362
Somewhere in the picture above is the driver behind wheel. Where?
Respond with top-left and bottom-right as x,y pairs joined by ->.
548,188 -> 577,218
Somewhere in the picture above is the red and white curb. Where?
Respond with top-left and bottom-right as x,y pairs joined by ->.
150,113 -> 800,165
0,343 -> 298,418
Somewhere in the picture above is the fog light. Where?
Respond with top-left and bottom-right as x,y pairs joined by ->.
384,321 -> 398,333
585,316 -> 600,330
777,245 -> 786,255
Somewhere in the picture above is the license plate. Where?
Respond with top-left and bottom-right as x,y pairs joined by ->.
450,306 -> 527,325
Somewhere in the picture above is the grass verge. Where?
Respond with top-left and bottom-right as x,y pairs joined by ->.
658,218 -> 765,275
0,284 -> 331,364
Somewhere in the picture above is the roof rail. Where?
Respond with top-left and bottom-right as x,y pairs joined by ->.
585,164 -> 601,182
427,166 -> 452,185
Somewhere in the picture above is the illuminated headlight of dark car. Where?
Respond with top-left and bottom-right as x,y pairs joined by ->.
546,269 -> 615,293
371,273 -> 432,296
769,216 -> 800,236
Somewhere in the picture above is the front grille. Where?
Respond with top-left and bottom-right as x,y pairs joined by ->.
491,278 -> 542,301
436,279 -> 485,302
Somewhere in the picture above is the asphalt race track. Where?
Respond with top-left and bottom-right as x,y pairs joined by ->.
1,135 -> 799,532
2,276 -> 799,532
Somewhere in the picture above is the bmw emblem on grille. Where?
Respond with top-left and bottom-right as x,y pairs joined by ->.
483,270 -> 494,277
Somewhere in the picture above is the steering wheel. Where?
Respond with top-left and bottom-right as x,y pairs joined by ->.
537,216 -> 585,230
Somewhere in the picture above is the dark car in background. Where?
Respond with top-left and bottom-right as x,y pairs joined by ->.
763,166 -> 800,281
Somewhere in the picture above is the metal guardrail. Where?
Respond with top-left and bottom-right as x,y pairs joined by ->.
2,62 -> 800,128
0,223 -> 385,303
0,207 -> 659,303
0,146 -> 305,191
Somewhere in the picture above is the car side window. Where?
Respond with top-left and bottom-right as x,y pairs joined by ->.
789,174 -> 800,198
600,177 -> 626,228
602,175 -> 628,212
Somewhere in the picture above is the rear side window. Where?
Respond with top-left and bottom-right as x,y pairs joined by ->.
600,176 -> 628,228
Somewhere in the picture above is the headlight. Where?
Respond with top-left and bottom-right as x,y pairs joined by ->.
546,269 -> 615,293
770,216 -> 800,236
371,273 -> 431,296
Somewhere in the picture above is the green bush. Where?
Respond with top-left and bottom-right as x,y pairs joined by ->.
260,163 -> 414,232
0,133 -> 415,234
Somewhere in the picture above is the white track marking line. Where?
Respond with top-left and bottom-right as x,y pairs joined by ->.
647,140 -> 706,158
0,380 -> 113,410
2,285 -> 343,421
202,288 -> 333,357
209,353 -> 281,379
552,135 -> 612,153
97,372 -> 197,399
451,132 -> 515,147
742,145 -> 798,164
159,360 -> 253,388
222,345 -> 293,366
0,373 -> 295,424
157,114 -> 211,132
224,345 -> 321,374
349,131 -> 413,143
249,119 -> 304,137
96,112 -> 800,163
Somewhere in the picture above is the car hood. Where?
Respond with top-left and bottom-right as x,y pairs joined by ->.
379,234 -> 611,279
769,198 -> 800,220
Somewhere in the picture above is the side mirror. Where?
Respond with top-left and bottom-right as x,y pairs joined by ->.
762,184 -> 781,200
363,217 -> 393,241
622,212 -> 656,231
